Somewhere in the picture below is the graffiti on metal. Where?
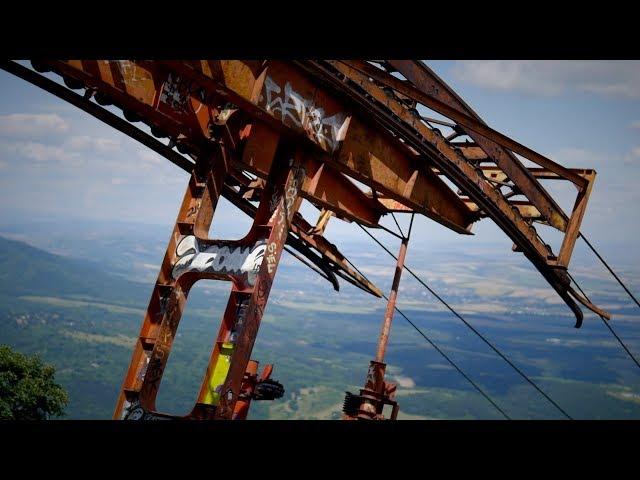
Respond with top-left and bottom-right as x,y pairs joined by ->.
159,72 -> 190,112
262,76 -> 349,152
171,235 -> 266,285
122,401 -> 171,421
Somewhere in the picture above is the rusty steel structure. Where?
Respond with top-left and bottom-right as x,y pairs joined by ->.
343,216 -> 412,421
1,59 -> 609,421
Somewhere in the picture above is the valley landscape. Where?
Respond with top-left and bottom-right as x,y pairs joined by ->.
1,216 -> 639,420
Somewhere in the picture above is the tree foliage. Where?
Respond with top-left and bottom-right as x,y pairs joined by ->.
0,345 -> 68,420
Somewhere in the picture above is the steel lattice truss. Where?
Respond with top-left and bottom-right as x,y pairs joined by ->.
1,60 -> 608,420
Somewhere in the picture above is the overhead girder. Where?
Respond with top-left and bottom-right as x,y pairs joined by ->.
0,60 -> 380,298
37,59 -> 383,229
302,60 -> 608,324
365,60 -> 600,275
339,60 -> 588,190
450,143 -> 490,162
160,60 -> 477,234
310,61 -> 553,259
238,122 -> 384,227
465,199 -> 542,220
372,193 -> 543,221
477,166 -> 597,186
385,60 -> 573,231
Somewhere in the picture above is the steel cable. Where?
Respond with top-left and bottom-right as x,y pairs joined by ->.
342,255 -> 511,420
358,223 -> 573,419
567,271 -> 640,371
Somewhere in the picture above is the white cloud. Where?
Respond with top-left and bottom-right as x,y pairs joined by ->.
0,134 -> 122,170
451,61 -> 640,99
66,135 -> 120,153
0,113 -> 69,136
0,140 -> 82,166
624,147 -> 640,165
0,159 -> 7,169
550,147 -> 605,168
632,121 -> 640,130
138,149 -> 164,165
393,375 -> 415,388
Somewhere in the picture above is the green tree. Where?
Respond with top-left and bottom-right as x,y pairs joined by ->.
0,345 -> 68,420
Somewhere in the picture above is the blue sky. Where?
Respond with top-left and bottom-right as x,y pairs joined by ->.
0,60 -> 639,263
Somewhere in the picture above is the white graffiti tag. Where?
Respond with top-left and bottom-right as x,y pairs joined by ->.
171,235 -> 266,286
262,76 -> 350,152
117,60 -> 143,84
159,72 -> 190,111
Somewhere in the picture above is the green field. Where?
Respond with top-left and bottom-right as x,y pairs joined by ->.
2,233 -> 640,420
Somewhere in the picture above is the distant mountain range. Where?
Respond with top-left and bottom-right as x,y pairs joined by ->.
0,235 -> 146,305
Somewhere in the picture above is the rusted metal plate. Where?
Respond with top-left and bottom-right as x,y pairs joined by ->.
256,61 -> 350,154
240,123 -> 281,175
111,60 -> 157,105
464,198 -> 542,220
301,155 -> 382,227
451,143 -> 490,161
370,195 -> 414,213
335,115 -> 474,233
240,123 -> 382,226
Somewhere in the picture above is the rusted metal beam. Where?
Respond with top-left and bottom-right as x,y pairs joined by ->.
164,59 -> 476,234
369,195 -> 414,213
308,60 -> 594,325
289,214 -> 382,297
376,233 -> 409,363
340,60 -> 588,191
387,60 -> 573,232
311,209 -> 333,236
526,167 -> 597,180
453,144 -> 489,162
239,123 -> 383,227
557,172 -> 597,267
50,60 -> 386,228
463,198 -> 542,220
316,61 -> 551,259
0,61 -> 380,299
477,166 -> 597,184
213,151 -> 306,419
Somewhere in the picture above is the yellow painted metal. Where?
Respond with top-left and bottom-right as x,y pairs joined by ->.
203,342 -> 235,405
